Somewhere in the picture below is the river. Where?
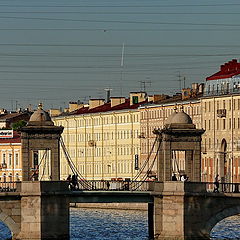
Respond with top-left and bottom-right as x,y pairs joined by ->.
0,208 -> 239,239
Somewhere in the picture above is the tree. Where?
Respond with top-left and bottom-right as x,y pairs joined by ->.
12,120 -> 27,131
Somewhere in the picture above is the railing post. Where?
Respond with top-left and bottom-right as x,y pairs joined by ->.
234,183 -> 239,193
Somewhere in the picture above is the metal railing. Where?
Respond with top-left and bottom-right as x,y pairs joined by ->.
0,181 -> 18,192
72,180 -> 154,191
203,88 -> 240,97
206,182 -> 240,193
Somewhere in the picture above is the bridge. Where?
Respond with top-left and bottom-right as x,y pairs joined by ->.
0,180 -> 239,239
0,104 -> 237,239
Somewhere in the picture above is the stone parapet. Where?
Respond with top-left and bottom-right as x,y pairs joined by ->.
20,181 -> 69,195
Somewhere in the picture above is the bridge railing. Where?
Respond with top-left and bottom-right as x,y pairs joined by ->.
206,182 -> 240,193
0,181 -> 18,192
77,180 -> 153,191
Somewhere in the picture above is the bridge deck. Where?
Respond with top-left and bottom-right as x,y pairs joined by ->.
70,191 -> 153,203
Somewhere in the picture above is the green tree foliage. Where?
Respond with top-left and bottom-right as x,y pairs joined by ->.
12,120 -> 27,131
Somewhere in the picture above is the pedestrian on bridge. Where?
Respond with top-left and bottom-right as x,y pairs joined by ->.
67,175 -> 72,190
72,174 -> 79,190
172,174 -> 177,181
214,174 -> 220,193
106,181 -> 110,190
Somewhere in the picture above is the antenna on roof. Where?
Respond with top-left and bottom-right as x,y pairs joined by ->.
176,71 -> 186,91
121,42 -> 125,67
139,79 -> 151,92
120,43 -> 125,96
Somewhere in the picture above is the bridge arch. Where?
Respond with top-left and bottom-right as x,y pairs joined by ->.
0,210 -> 20,238
0,205 -> 21,239
203,205 -> 240,237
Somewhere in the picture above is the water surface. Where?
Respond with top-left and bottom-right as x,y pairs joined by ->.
0,208 -> 239,239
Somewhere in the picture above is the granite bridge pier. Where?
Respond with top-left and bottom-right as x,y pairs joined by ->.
0,105 -> 239,239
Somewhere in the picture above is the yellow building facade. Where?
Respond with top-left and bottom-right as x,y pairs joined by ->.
139,99 -> 202,180
53,93 -> 147,180
201,95 -> 240,183
0,131 -> 22,182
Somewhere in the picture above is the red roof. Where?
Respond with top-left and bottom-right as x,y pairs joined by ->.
206,59 -> 240,81
0,131 -> 21,144
69,99 -> 148,115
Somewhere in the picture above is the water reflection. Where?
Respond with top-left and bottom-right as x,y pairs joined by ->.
0,208 -> 239,240
0,222 -> 11,240
211,215 -> 240,239
70,208 -> 149,240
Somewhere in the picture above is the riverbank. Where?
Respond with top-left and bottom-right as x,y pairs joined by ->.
70,203 -> 148,211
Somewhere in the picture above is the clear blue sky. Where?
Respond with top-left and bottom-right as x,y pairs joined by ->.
0,0 -> 240,110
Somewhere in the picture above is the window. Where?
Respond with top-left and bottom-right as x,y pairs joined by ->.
16,173 -> 20,181
132,96 -> 138,104
223,119 -> 226,129
9,153 -> 12,166
15,153 -> 19,166
2,153 -> 6,164
208,85 -> 211,94
229,118 -> 231,129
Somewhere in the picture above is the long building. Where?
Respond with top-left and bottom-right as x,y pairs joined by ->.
201,59 -> 240,183
53,92 -> 152,180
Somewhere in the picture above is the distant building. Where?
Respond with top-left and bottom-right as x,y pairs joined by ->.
139,94 -> 202,180
0,112 -> 31,129
53,92 -> 153,180
201,59 -> 240,183
0,130 -> 21,182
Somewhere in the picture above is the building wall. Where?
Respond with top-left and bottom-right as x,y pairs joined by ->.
0,143 -> 22,182
139,100 -> 201,180
201,95 -> 240,183
53,110 -> 141,180
54,95 -> 240,183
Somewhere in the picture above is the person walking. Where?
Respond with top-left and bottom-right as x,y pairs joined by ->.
172,174 -> 177,181
67,175 -> 72,189
214,174 -> 220,193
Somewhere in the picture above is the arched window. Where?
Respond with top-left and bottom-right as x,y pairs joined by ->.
16,173 -> 20,181
3,173 -> 6,183
8,173 -> 12,182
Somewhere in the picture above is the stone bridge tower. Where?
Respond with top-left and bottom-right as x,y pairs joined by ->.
154,107 -> 205,182
21,104 -> 64,181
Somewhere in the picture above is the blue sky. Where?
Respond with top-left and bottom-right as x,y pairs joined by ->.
0,0 -> 240,110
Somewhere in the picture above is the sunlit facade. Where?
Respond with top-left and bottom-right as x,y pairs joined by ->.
53,93 -> 148,180
0,131 -> 22,182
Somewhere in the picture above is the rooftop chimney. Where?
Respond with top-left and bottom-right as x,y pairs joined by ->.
89,99 -> 105,109
104,88 -> 112,103
110,97 -> 125,107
